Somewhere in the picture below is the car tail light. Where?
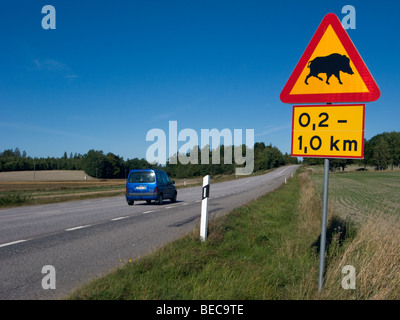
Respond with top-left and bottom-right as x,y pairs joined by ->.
126,187 -> 129,194
154,187 -> 158,194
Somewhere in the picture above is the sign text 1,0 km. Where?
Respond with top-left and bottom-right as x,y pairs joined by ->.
291,104 -> 365,158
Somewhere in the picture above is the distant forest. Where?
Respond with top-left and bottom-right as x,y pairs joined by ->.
1,131 -> 398,179
0,143 -> 297,179
303,131 -> 400,171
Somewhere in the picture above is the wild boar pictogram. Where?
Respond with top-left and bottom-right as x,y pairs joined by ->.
305,53 -> 354,85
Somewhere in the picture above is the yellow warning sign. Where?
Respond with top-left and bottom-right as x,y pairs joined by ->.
280,13 -> 380,103
290,25 -> 369,95
291,104 -> 365,158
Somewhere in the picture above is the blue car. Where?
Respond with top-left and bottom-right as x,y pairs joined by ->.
125,169 -> 177,205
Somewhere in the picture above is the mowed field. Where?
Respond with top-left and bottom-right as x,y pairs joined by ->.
0,170 -> 95,182
309,167 -> 400,222
308,167 -> 400,299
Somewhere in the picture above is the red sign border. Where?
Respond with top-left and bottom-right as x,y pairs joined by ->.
280,13 -> 380,104
291,104 -> 365,159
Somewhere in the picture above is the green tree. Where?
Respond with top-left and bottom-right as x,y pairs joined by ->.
83,150 -> 107,178
372,138 -> 390,170
386,131 -> 400,169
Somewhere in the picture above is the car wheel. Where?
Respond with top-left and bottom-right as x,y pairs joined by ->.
171,192 -> 177,203
127,200 -> 134,206
157,193 -> 163,205
146,200 -> 152,204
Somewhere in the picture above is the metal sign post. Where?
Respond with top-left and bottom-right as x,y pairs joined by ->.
318,158 -> 330,291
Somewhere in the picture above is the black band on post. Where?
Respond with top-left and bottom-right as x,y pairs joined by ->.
202,185 -> 210,200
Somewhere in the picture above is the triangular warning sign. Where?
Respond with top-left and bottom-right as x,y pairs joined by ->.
280,13 -> 380,104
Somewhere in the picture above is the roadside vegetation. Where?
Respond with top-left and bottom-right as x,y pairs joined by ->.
0,180 -> 125,207
67,167 -> 400,300
0,192 -> 32,207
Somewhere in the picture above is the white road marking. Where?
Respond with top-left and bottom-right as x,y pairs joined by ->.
37,210 -> 62,216
143,210 -> 154,214
0,240 -> 28,248
111,216 -> 128,221
277,167 -> 289,175
65,225 -> 91,232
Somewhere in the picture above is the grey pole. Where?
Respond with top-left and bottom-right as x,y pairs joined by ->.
318,158 -> 330,292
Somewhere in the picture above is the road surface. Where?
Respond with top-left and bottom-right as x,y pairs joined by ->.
0,165 -> 299,299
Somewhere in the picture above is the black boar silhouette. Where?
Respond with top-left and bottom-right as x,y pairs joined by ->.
305,53 -> 354,85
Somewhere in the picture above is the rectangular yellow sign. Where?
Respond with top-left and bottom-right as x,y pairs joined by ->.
291,104 -> 365,158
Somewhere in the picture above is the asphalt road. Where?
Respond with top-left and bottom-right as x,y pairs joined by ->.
0,165 -> 299,300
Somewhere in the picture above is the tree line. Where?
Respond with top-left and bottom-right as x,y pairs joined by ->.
3,131 -> 396,178
164,143 -> 298,179
303,131 -> 400,171
0,149 -> 154,179
0,142 -> 297,179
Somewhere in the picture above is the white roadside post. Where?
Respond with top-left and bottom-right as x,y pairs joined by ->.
200,175 -> 210,242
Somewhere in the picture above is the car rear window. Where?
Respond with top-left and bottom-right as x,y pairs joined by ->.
128,171 -> 155,183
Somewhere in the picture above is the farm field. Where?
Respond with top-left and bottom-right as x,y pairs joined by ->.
309,167 -> 400,223
0,172 -> 125,207
0,170 -> 95,182
309,167 -> 400,299
0,170 -> 203,207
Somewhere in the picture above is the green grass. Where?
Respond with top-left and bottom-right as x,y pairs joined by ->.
0,193 -> 32,207
68,172 -> 323,300
0,182 -> 125,208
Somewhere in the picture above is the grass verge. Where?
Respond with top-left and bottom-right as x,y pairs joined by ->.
0,181 -> 125,208
0,192 -> 32,207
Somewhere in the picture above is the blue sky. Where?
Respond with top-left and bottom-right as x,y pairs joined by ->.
1,0 -> 399,161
